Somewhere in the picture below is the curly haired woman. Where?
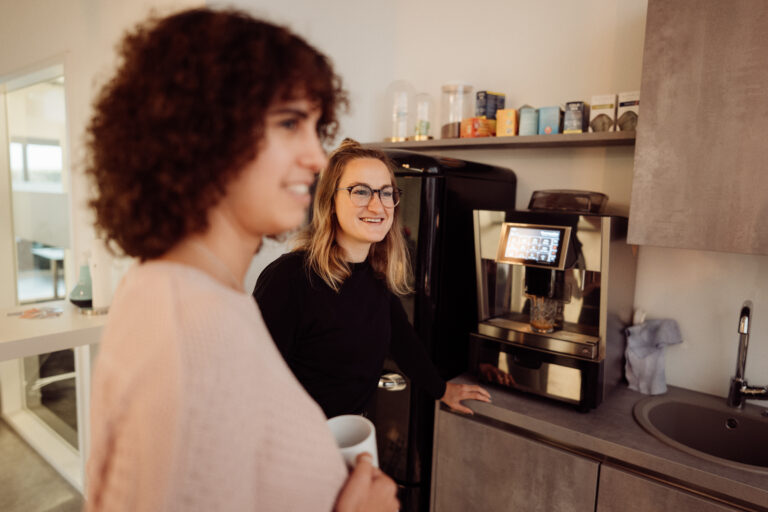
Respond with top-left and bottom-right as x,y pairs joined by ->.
85,9 -> 397,512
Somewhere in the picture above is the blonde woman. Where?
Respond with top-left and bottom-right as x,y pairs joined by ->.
254,139 -> 490,419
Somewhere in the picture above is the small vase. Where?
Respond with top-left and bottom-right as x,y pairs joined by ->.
69,264 -> 93,309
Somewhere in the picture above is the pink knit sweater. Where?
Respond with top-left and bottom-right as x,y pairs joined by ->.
85,261 -> 347,511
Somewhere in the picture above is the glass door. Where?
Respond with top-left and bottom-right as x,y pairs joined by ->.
0,63 -> 82,490
6,70 -> 71,303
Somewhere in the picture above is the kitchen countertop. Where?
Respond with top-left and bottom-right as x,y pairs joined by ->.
451,374 -> 768,510
0,300 -> 106,362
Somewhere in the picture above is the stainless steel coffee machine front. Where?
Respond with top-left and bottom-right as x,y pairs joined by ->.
469,209 -> 637,409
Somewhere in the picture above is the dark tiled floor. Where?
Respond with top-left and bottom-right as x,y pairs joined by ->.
0,419 -> 83,512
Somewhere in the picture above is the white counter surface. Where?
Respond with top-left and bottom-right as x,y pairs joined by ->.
0,300 -> 106,362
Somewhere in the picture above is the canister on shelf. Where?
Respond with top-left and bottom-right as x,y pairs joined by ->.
538,106 -> 563,135
461,117 -> 495,138
440,83 -> 473,138
413,92 -> 434,141
589,94 -> 617,132
496,108 -> 518,137
518,105 -> 539,136
385,80 -> 415,142
563,101 -> 590,134
617,91 -> 639,131
476,91 -> 505,120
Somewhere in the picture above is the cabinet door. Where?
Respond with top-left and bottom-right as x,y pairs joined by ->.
431,409 -> 599,512
627,0 -> 768,254
597,465 -> 740,512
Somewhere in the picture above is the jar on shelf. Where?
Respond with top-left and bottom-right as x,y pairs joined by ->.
440,83 -> 473,139
385,80 -> 415,142
413,92 -> 434,141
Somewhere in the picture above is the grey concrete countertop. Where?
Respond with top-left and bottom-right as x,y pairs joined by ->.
451,374 -> 768,510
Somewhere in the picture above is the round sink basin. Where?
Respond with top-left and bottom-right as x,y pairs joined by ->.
633,389 -> 768,473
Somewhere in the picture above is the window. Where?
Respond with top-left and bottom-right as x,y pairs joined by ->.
10,137 -> 63,186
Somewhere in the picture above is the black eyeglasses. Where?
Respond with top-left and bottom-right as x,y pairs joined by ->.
336,184 -> 402,208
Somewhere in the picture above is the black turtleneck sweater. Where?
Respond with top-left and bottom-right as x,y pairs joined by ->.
253,251 -> 446,418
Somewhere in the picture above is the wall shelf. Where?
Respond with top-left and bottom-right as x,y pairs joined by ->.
365,131 -> 635,151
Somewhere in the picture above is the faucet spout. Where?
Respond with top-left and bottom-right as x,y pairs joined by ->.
727,300 -> 766,409
734,300 -> 752,381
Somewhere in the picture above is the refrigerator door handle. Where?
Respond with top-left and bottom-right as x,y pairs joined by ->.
378,372 -> 407,391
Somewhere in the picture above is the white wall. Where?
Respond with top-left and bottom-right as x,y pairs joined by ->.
231,0 -> 767,398
209,0 -> 398,143
6,81 -> 67,142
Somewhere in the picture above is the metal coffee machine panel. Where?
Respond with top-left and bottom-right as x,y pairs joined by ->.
469,209 -> 637,409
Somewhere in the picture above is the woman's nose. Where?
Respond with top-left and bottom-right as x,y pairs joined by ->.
301,135 -> 327,174
367,192 -> 385,212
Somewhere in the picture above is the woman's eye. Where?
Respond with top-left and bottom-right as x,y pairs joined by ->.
381,190 -> 394,199
351,188 -> 370,197
279,118 -> 299,130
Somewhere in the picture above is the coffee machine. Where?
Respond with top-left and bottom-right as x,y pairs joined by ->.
469,204 -> 637,409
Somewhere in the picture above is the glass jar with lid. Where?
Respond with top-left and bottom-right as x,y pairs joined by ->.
413,92 -> 434,141
385,80 -> 415,142
440,83 -> 473,138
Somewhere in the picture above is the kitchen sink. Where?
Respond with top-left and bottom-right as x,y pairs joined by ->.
633,388 -> 768,473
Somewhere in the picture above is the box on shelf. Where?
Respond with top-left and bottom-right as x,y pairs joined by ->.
476,91 -> 506,120
496,108 -> 518,137
589,94 -> 617,132
460,117 -> 496,138
563,101 -> 590,134
518,106 -> 538,136
538,106 -> 563,135
617,91 -> 639,131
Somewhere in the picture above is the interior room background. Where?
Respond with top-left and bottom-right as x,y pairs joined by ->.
0,0 -> 765,399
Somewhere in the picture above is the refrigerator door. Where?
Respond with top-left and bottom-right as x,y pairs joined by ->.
369,151 -> 517,512
368,172 -> 430,511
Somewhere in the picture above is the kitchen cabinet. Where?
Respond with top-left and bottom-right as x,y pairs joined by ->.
596,465 -> 740,512
431,384 -> 766,512
430,408 -> 599,512
627,0 -> 768,255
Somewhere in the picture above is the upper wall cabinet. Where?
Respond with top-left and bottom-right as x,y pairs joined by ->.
628,0 -> 768,255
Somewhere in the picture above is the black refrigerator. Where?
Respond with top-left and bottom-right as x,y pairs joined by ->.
368,150 -> 516,511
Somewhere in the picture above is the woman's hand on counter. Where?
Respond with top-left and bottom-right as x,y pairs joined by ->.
440,382 -> 492,415
335,453 -> 399,512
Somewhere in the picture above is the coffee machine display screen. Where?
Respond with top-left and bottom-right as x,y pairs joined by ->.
495,223 -> 571,270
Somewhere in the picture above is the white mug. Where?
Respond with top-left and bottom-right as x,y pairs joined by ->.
327,414 -> 379,468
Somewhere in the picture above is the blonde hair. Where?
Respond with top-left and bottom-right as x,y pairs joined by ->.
294,139 -> 412,295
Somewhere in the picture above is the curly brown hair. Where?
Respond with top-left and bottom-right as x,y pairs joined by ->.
86,8 -> 347,260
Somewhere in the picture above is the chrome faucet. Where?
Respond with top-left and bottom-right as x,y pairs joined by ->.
727,300 -> 768,408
